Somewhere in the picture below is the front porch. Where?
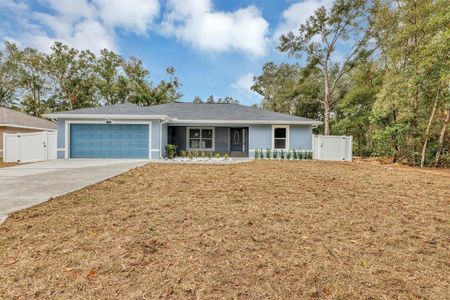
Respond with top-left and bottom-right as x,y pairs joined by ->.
167,126 -> 249,157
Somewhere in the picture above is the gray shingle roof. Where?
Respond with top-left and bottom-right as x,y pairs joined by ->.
0,107 -> 56,129
50,103 -> 154,115
146,102 -> 315,122
48,102 -> 319,123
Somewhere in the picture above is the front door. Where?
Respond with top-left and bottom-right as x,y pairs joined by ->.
230,128 -> 248,157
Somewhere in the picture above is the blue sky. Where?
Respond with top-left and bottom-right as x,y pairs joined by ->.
0,0 -> 331,105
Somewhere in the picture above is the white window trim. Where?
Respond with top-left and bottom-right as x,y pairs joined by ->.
271,125 -> 289,151
186,127 -> 215,151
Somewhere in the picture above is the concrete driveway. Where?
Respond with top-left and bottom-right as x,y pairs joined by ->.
0,159 -> 148,223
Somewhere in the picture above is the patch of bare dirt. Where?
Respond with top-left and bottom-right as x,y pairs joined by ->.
0,160 -> 449,299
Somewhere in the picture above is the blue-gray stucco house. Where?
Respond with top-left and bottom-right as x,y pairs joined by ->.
44,102 -> 321,159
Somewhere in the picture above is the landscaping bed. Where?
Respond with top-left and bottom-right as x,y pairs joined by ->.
0,160 -> 449,299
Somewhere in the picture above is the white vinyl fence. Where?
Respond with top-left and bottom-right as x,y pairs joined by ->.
2,131 -> 57,163
313,135 -> 353,161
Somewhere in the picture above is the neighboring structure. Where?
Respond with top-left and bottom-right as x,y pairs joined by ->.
1,107 -> 57,159
44,102 -> 321,159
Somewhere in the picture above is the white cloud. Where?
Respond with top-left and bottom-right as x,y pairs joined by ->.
160,0 -> 269,57
93,0 -> 160,34
44,0 -> 97,20
274,0 -> 331,40
33,12 -> 74,38
0,0 -> 27,12
70,20 -> 116,52
231,73 -> 262,103
231,73 -> 254,91
0,0 -> 160,54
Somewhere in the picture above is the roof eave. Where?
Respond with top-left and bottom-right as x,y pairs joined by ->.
42,113 -> 322,125
167,119 -> 322,125
0,123 -> 56,131
43,113 -> 167,120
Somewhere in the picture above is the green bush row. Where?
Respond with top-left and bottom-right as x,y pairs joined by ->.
254,149 -> 313,160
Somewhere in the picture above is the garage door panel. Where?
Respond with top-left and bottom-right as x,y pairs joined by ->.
70,124 -> 149,158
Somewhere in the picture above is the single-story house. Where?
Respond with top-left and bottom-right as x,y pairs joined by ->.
1,107 -> 57,158
44,102 -> 321,159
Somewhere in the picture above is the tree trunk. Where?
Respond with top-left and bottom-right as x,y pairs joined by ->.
323,67 -> 330,135
410,89 -> 419,166
434,108 -> 450,167
324,100 -> 330,135
392,109 -> 399,163
420,93 -> 439,167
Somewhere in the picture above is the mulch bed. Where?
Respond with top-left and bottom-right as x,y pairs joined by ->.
0,160 -> 449,299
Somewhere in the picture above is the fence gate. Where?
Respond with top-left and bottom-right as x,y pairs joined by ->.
313,135 -> 353,161
3,131 -> 57,163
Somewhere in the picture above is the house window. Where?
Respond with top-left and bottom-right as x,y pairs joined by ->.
187,127 -> 214,150
273,126 -> 289,150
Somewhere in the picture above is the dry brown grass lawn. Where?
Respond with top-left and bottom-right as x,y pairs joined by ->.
0,162 -> 17,168
0,161 -> 449,299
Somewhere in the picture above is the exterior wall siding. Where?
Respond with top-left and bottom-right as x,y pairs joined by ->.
151,119 -> 160,159
249,124 -> 313,157
57,119 -> 65,158
160,122 -> 168,157
290,125 -> 313,150
248,125 -> 272,157
54,119 -> 313,160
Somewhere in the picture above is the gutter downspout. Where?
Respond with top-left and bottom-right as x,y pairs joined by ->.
160,117 -> 170,159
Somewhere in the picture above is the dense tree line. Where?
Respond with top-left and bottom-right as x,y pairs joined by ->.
0,42 -> 182,116
252,0 -> 449,167
193,95 -> 239,104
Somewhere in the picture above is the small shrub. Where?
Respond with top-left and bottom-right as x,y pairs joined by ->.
280,150 -> 285,159
201,151 -> 206,158
164,144 -> 177,159
307,151 -> 313,159
254,149 -> 259,159
436,153 -> 450,167
180,150 -> 186,158
273,150 -> 278,159
266,148 -> 271,159
293,150 -> 298,160
287,151 -> 292,160
259,149 -> 264,159
208,152 -> 212,159
215,152 -> 221,159
224,153 -> 229,160
299,150 -> 303,159
188,151 -> 193,159
193,150 -> 199,158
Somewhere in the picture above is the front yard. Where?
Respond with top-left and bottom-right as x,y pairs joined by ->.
0,161 -> 449,299
0,161 -> 16,168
